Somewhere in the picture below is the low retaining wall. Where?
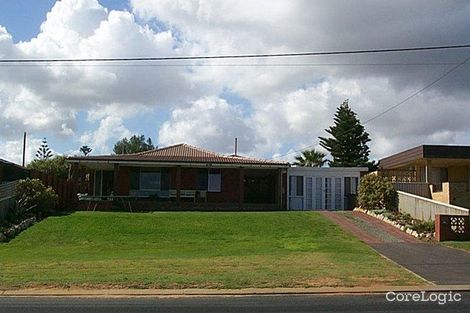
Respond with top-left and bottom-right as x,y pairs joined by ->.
398,191 -> 469,221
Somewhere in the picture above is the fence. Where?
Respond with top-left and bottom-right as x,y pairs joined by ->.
398,191 -> 469,221
0,181 -> 17,221
30,170 -> 78,210
392,182 -> 431,198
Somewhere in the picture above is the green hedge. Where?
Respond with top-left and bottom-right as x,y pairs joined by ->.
357,175 -> 397,211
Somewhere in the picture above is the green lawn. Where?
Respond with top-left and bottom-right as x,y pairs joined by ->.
441,241 -> 470,251
0,211 -> 424,289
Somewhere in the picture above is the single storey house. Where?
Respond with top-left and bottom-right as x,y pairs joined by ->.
287,167 -> 368,211
0,158 -> 29,183
378,145 -> 470,209
68,143 -> 289,210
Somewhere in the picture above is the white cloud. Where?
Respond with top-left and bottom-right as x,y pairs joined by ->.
0,137 -> 43,165
159,96 -> 257,154
1,0 -> 470,164
80,115 -> 132,154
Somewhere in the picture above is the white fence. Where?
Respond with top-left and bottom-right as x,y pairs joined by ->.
398,191 -> 469,221
0,181 -> 18,221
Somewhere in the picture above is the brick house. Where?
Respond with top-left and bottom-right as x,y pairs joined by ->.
378,145 -> 470,209
68,143 -> 288,210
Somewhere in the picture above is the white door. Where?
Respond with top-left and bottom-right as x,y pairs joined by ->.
310,176 -> 343,210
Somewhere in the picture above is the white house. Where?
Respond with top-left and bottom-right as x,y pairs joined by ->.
287,167 -> 368,211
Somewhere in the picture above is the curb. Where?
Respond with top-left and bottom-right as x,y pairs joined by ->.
1,285 -> 470,297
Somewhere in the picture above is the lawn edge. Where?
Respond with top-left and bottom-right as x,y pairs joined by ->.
1,285 -> 470,297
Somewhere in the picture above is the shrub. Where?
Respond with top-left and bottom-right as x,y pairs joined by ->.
6,198 -> 37,223
357,174 -> 398,211
15,178 -> 58,217
27,156 -> 69,179
412,220 -> 435,233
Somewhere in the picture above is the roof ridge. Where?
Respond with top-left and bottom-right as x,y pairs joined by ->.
179,143 -> 222,157
132,143 -> 185,156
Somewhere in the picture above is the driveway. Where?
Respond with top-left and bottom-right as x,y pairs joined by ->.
322,211 -> 470,285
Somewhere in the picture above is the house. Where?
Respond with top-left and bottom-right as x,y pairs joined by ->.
378,145 -> 470,209
67,143 -> 289,210
0,158 -> 29,183
287,167 -> 368,211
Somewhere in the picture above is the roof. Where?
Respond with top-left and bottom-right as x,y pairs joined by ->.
0,158 -> 27,170
379,145 -> 470,169
68,143 -> 288,167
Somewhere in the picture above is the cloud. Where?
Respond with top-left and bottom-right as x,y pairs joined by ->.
1,0 -> 469,164
159,96 -> 257,154
80,115 -> 132,154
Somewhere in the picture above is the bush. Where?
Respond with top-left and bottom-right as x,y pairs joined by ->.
27,156 -> 69,179
6,198 -> 36,223
15,178 -> 58,217
412,220 -> 435,233
357,174 -> 398,211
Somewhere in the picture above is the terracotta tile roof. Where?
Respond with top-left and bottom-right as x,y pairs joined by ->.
68,143 -> 288,166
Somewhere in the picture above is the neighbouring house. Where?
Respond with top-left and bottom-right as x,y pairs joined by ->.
0,159 -> 29,221
0,158 -> 29,183
378,145 -> 470,209
287,167 -> 368,211
67,143 -> 289,210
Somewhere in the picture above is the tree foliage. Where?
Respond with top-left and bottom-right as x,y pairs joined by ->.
35,137 -> 53,160
357,175 -> 398,211
293,149 -> 326,167
113,135 -> 155,154
80,145 -> 93,156
27,156 -> 69,179
319,100 -> 372,168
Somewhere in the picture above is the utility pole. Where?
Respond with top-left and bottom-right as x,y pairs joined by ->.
22,132 -> 26,167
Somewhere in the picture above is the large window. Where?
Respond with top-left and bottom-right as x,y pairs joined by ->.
140,172 -> 161,190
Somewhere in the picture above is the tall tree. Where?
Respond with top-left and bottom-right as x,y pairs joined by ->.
319,100 -> 372,167
35,138 -> 53,160
293,149 -> 326,167
113,135 -> 156,154
80,145 -> 93,156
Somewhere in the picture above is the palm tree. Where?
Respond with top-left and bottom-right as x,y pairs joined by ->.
293,149 -> 327,167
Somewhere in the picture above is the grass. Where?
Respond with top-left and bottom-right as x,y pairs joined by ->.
0,211 -> 424,289
441,241 -> 470,251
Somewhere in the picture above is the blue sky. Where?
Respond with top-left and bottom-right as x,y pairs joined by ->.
0,0 -> 469,164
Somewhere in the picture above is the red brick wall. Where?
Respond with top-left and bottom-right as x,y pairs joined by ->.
207,168 -> 241,203
116,166 -> 130,195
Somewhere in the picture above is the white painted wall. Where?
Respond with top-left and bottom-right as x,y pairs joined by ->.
287,167 -> 368,211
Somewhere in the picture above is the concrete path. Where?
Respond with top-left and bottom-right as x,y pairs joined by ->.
322,211 -> 470,285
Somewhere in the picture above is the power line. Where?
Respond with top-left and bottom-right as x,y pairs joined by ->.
271,54 -> 470,161
0,62 -> 469,68
1,44 -> 469,63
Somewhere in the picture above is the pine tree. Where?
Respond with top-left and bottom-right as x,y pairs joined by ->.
319,100 -> 372,167
80,145 -> 93,156
35,138 -> 54,160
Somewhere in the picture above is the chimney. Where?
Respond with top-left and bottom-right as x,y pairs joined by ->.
234,137 -> 238,156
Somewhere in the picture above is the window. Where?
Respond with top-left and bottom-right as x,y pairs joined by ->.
140,172 -> 161,190
208,169 -> 221,192
289,176 -> 303,196
198,169 -> 208,190
468,166 -> 470,191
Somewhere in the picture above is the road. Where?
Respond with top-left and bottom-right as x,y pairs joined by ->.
0,293 -> 469,313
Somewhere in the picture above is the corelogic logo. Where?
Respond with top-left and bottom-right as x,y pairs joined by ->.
386,291 -> 462,305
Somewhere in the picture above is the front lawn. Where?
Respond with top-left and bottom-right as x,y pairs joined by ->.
441,241 -> 470,251
0,211 -> 424,289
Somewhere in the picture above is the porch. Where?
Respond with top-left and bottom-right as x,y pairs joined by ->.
72,164 -> 286,211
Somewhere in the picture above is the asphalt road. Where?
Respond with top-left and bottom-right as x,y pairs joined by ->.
0,293 -> 469,313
